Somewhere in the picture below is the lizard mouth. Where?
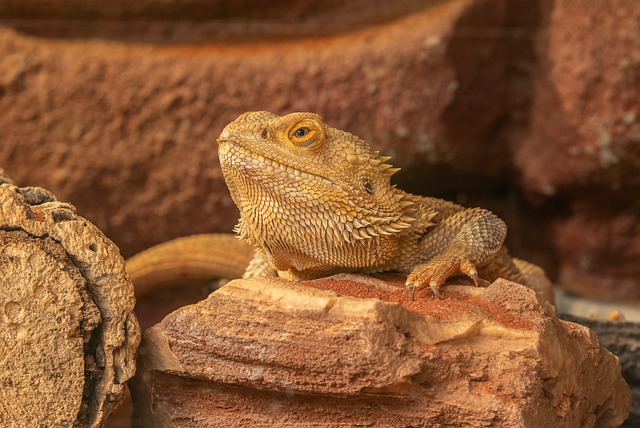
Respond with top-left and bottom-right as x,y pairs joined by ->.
218,139 -> 336,188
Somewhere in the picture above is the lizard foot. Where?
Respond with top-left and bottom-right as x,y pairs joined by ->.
405,255 -> 481,300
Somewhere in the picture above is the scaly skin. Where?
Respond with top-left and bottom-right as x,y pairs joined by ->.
216,111 -> 548,299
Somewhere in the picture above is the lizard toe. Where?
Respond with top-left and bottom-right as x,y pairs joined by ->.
459,259 -> 479,287
406,255 -> 484,299
430,280 -> 443,300
405,266 -> 446,300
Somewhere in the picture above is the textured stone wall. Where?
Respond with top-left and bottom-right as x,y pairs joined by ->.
0,0 -> 638,301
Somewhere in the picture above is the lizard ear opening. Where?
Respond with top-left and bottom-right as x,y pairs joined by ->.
362,178 -> 375,194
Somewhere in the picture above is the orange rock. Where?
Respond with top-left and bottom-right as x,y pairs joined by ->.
131,276 -> 630,427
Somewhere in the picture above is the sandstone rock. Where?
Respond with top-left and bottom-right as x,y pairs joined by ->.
0,0 -> 440,41
514,0 -> 640,300
518,0 -> 640,195
0,180 -> 140,426
560,314 -> 640,426
131,276 -> 630,427
552,198 -> 640,301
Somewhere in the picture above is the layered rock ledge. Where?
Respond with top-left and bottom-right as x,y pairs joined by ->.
0,172 -> 140,427
131,276 -> 630,427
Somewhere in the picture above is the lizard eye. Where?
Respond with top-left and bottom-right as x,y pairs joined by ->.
289,119 -> 324,149
294,127 -> 310,138
260,128 -> 269,139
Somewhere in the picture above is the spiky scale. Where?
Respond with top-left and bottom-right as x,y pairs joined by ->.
388,167 -> 401,176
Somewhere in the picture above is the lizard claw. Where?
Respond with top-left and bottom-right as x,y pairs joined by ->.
405,280 -> 418,301
405,255 -> 482,300
405,279 -> 436,301
430,280 -> 443,300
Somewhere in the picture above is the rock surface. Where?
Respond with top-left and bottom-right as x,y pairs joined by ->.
518,0 -> 640,194
0,0 -> 441,41
0,178 -> 140,426
561,314 -> 640,427
516,0 -> 640,300
131,276 -> 630,427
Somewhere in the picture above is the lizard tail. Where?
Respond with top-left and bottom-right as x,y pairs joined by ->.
126,233 -> 254,298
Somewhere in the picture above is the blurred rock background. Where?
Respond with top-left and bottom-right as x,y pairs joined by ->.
1,0 -> 639,301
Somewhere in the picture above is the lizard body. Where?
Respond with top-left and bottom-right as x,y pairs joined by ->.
215,111 -> 549,299
127,111 -> 550,300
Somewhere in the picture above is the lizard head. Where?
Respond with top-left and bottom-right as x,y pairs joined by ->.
217,111 -> 416,270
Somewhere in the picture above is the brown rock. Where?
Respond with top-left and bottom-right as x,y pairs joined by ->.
518,0 -> 640,195
561,314 -> 640,427
131,276 -> 630,427
552,196 -> 640,301
513,0 -> 640,300
0,180 -> 140,426
0,0 -> 441,41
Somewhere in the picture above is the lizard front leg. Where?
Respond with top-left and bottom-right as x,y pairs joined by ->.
406,207 -> 507,299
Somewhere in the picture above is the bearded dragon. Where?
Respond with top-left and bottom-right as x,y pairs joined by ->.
128,111 -> 551,300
